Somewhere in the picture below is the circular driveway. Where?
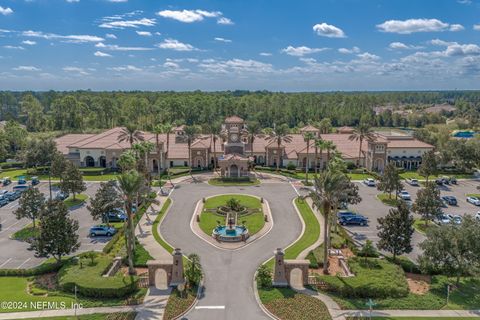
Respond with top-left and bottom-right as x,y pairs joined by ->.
160,181 -> 301,320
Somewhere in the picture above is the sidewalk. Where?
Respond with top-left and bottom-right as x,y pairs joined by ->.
0,306 -> 138,320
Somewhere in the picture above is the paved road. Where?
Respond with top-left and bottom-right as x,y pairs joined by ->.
161,181 -> 301,320
0,181 -> 108,269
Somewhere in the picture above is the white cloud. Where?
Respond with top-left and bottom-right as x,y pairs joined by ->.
99,18 -> 156,29
338,46 -> 360,54
0,6 -> 13,16
22,30 -> 103,43
3,45 -> 24,50
105,33 -> 117,39
357,52 -> 380,61
66,0 -> 80,3
430,39 -> 456,46
156,38 -> 197,51
444,43 -> 480,56
457,0 -> 472,4
136,31 -> 152,36
63,66 -> 90,75
474,24 -> 480,31
156,9 -> 233,25
13,66 -> 41,71
388,42 -> 422,50
163,61 -> 180,69
281,45 -> 328,56
217,17 -> 234,25
259,52 -> 272,56
94,51 -> 112,57
312,23 -> 346,38
95,42 -> 153,51
109,65 -> 143,72
377,18 -> 464,34
22,40 -> 37,45
214,37 -> 231,43
198,58 -> 274,74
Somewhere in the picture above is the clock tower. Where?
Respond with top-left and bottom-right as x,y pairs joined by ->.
223,116 -> 246,155
218,116 -> 250,178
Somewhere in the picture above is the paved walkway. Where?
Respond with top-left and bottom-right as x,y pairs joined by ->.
0,306 -> 138,319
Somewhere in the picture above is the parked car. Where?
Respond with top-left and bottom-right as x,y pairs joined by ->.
397,190 -> 411,201
467,196 -> 480,206
103,211 -> 127,223
5,191 -> 20,201
0,196 -> 8,207
89,225 -> 117,237
17,176 -> 27,185
475,212 -> 480,221
451,215 -> 463,225
30,176 -> 40,186
13,185 -> 31,193
363,178 -> 376,187
337,211 -> 357,219
2,177 -> 11,186
0,190 -> 8,196
339,215 -> 368,226
55,191 -> 69,201
435,178 -> 445,186
441,196 -> 458,206
436,214 -> 452,225
406,178 -> 419,186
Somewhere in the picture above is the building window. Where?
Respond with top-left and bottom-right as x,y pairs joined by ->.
184,161 -> 188,166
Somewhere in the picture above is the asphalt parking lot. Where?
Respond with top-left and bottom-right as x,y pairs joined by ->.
346,178 -> 480,261
0,181 -> 108,269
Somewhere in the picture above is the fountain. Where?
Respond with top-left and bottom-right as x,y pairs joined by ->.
213,211 -> 249,242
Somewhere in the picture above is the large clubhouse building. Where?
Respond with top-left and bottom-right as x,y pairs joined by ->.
55,116 -> 433,173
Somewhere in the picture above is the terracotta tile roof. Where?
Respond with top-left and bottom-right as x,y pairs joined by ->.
224,116 -> 244,123
55,134 -> 95,155
386,139 -> 434,149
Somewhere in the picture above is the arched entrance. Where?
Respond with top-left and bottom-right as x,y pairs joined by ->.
84,156 -> 95,167
154,269 -> 168,290
152,159 -> 159,172
289,268 -> 304,290
375,158 -> 384,172
230,164 -> 239,177
99,156 -> 106,168
258,155 -> 264,165
193,157 -> 204,168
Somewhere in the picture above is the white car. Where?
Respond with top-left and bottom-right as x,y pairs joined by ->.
451,215 -> 463,225
398,190 -> 411,201
363,178 -> 376,187
406,178 -> 419,186
467,196 -> 480,206
436,214 -> 452,225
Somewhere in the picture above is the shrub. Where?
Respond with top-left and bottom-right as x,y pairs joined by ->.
357,240 -> 379,258
306,251 -> 319,269
286,162 -> 296,170
386,256 -> 422,274
0,259 -> 67,277
257,264 -> 273,288
346,162 -> 356,170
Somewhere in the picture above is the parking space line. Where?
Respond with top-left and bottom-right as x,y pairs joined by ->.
16,258 -> 31,269
0,219 -> 23,233
0,258 -> 12,268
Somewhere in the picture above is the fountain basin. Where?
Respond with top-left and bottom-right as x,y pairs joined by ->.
213,226 -> 249,242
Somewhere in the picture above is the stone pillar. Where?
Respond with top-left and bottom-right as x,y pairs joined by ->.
170,248 -> 184,286
273,248 -> 288,287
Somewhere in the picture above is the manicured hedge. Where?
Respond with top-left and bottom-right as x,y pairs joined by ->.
318,257 -> 409,299
0,161 -> 24,169
0,258 -> 67,277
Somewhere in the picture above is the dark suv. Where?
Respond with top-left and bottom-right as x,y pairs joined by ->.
441,196 -> 457,206
339,215 -> 368,226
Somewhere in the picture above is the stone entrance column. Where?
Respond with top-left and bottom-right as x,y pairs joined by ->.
273,248 -> 288,287
171,248 -> 185,286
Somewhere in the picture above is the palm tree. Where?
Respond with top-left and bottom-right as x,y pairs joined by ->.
116,170 -> 144,275
246,121 -> 262,159
118,124 -> 144,147
323,140 -> 336,165
265,124 -> 292,172
184,125 -> 201,170
303,132 -> 315,183
310,170 -> 360,273
348,123 -> 376,168
162,123 -> 173,161
152,124 -> 164,177
204,122 -> 222,172
314,138 -> 326,174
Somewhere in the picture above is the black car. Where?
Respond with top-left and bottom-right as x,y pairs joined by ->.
103,211 -> 127,223
337,211 -> 357,219
55,191 -> 69,201
441,196 -> 458,206
339,215 -> 368,226
5,191 -> 20,201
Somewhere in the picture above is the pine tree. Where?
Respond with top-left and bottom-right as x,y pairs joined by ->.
13,188 -> 45,229
412,181 -> 443,226
377,162 -> 403,199
33,200 -> 80,262
59,162 -> 86,200
377,201 -> 414,261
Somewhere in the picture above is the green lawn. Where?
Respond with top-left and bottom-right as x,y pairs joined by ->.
376,193 -> 401,207
0,169 -> 120,182
207,178 -> 260,186
258,287 -> 332,320
152,198 -> 174,254
347,173 -> 375,180
399,171 -> 474,181
0,276 -> 144,313
413,219 -> 436,235
199,194 -> 264,236
11,223 -> 39,241
164,287 -> 197,320
466,193 -> 480,198
64,193 -> 88,207
18,313 -> 137,320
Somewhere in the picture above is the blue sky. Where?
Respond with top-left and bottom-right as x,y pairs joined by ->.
0,0 -> 480,91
